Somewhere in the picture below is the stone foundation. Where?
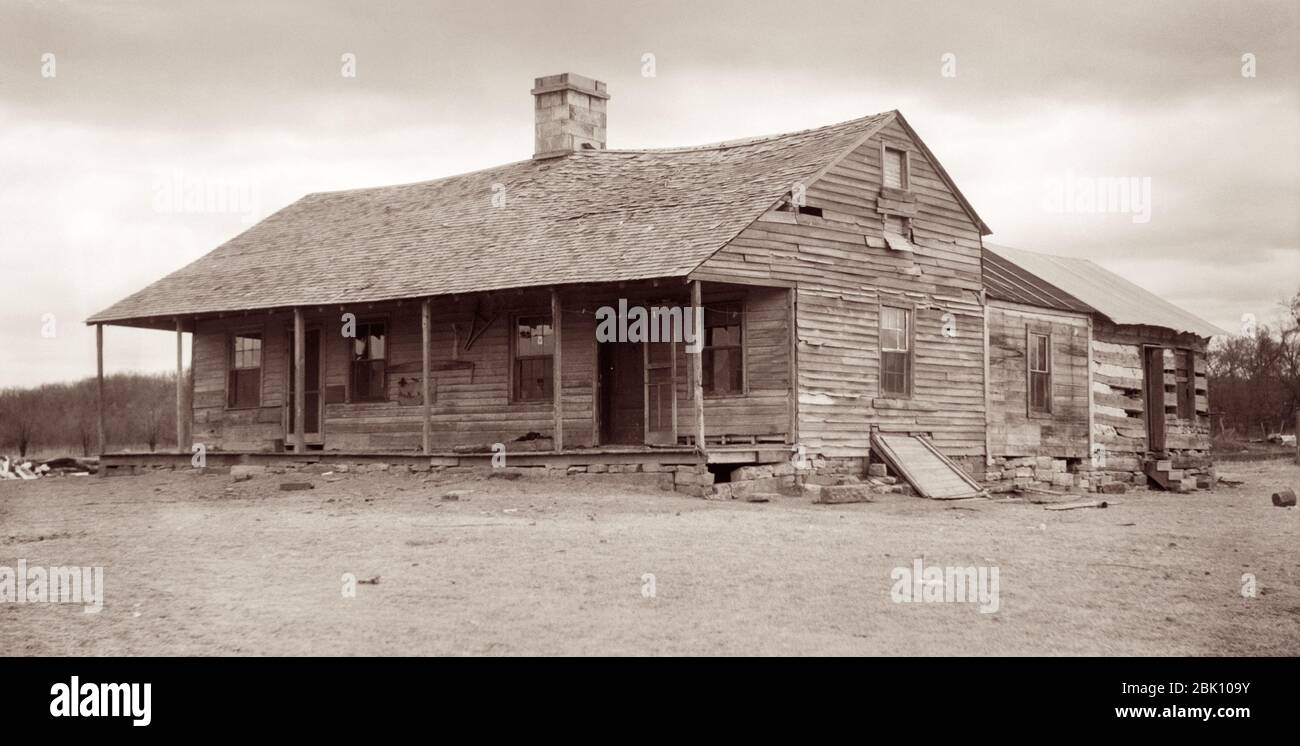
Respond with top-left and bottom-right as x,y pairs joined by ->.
984,452 -> 1216,494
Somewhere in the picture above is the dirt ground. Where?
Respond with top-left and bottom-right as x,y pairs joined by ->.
2,459 -> 1297,656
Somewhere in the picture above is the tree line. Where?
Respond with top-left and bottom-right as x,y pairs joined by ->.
1206,289 -> 1300,440
0,372 -> 185,458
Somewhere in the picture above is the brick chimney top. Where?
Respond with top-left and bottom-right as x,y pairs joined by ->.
531,73 -> 608,159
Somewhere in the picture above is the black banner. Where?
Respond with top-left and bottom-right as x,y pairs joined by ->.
0,657 -> 1288,734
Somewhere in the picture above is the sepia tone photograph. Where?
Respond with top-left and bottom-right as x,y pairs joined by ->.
0,0 -> 1297,727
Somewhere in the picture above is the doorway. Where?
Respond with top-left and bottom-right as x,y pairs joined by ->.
599,341 -> 643,445
287,326 -> 323,446
1142,346 -> 1166,455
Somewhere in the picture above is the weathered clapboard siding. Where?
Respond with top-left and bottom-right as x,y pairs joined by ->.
697,119 -> 986,461
697,284 -> 790,442
188,281 -> 789,452
319,291 -> 595,451
1091,320 -> 1211,466
985,302 -> 1090,458
191,316 -> 285,450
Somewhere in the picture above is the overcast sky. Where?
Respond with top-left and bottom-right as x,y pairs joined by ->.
1,0 -> 1296,388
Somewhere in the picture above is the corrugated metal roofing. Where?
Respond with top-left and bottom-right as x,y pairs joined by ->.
984,244 -> 1227,338
88,112 -> 898,325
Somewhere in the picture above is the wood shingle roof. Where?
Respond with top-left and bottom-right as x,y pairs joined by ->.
89,112 -> 896,326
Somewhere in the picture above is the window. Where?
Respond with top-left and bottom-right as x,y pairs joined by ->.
1175,349 -> 1196,419
349,321 -> 387,401
703,302 -> 744,395
882,214 -> 914,252
797,205 -> 823,218
883,146 -> 908,190
1028,332 -> 1051,414
513,315 -> 554,402
227,333 -> 262,408
879,306 -> 912,397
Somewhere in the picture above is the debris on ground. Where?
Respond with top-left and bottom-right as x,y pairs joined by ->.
1044,500 -> 1111,511
1271,488 -> 1296,507
279,482 -> 315,491
0,455 -> 96,479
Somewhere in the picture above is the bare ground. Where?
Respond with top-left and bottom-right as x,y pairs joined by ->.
1,460 -> 1298,656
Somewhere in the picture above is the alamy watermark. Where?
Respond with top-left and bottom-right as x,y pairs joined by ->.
0,560 -> 104,613
1042,170 -> 1152,224
595,300 -> 704,353
890,559 -> 999,613
152,169 -> 260,224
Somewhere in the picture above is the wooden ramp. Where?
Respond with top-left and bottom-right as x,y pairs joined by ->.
870,432 -> 983,499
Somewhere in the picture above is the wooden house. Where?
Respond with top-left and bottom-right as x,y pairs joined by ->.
88,73 -> 1221,494
982,244 -> 1225,492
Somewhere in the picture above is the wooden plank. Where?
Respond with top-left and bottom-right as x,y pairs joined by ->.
96,324 -> 105,456
175,318 -> 187,453
692,280 -> 705,450
787,286 -> 799,445
551,288 -> 563,452
421,298 -> 431,455
872,431 -> 980,499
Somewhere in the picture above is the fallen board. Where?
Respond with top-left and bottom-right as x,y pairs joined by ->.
871,432 -> 983,499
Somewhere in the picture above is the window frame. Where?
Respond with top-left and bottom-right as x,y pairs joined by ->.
1026,329 -> 1053,416
510,312 -> 555,404
701,298 -> 747,399
878,303 -> 914,399
880,143 -> 911,191
347,317 -> 390,403
225,329 -> 265,410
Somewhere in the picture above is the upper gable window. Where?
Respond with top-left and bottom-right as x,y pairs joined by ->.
883,146 -> 908,190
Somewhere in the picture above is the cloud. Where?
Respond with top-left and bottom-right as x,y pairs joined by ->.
0,0 -> 1296,387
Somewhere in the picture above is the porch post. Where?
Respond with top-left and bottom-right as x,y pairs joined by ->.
691,280 -> 705,451
787,286 -> 799,446
421,298 -> 432,455
293,307 -> 306,453
96,323 -> 106,455
175,318 -> 187,452
551,288 -> 563,452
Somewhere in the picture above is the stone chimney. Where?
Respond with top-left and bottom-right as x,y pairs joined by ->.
531,73 -> 608,159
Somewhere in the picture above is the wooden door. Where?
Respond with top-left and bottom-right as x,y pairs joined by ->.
599,342 -> 644,445
644,340 -> 677,445
1142,346 -> 1166,455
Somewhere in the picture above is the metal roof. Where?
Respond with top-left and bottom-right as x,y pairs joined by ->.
984,244 -> 1227,338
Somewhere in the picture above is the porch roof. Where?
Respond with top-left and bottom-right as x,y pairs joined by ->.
88,111 -> 940,327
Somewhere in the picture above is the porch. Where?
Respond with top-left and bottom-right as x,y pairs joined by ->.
92,276 -> 798,463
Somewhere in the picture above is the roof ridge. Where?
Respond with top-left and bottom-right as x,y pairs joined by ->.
304,157 -> 538,198
598,111 -> 892,154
